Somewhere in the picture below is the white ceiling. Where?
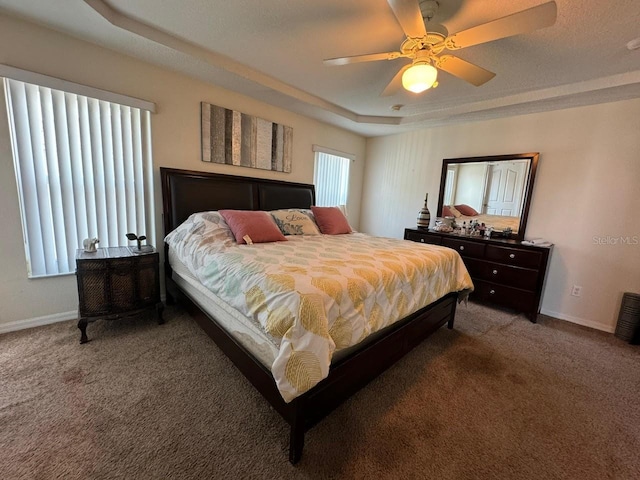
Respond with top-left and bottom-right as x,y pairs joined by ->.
1,0 -> 639,137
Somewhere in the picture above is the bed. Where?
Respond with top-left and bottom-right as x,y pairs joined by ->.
160,167 -> 472,463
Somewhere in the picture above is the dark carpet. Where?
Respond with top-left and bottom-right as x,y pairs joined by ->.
1,302 -> 639,479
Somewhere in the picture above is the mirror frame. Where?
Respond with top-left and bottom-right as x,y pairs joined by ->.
436,152 -> 539,241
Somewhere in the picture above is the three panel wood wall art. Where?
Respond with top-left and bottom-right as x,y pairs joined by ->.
201,102 -> 292,173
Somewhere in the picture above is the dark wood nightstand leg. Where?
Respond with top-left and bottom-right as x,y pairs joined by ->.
156,302 -> 164,325
78,318 -> 89,344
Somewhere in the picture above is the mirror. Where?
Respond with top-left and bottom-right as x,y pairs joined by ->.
436,153 -> 539,240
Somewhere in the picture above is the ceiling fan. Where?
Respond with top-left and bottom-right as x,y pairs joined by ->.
324,0 -> 557,95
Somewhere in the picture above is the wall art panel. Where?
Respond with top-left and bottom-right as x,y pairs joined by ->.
201,102 -> 292,173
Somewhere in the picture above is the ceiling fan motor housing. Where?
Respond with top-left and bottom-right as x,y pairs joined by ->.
419,0 -> 439,21
400,32 -> 446,59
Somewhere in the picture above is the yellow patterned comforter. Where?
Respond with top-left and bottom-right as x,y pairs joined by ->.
169,231 -> 473,402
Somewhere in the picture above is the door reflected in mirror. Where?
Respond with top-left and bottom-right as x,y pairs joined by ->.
437,153 -> 539,240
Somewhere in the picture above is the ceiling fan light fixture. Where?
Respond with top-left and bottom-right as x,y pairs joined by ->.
402,63 -> 438,93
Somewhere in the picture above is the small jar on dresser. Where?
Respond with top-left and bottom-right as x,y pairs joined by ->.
404,228 -> 552,322
76,246 -> 163,343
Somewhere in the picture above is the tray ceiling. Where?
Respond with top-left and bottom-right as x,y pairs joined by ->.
0,0 -> 639,136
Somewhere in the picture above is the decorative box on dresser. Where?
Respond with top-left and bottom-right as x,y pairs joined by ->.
404,228 -> 552,322
76,246 -> 163,344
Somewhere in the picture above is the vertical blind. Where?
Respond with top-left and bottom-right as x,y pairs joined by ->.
4,78 -> 154,277
313,151 -> 351,207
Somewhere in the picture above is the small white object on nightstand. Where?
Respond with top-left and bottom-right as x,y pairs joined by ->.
82,237 -> 99,253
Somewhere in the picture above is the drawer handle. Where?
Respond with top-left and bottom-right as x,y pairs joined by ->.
459,246 -> 465,251
489,289 -> 496,295
492,269 -> 498,275
509,253 -> 515,259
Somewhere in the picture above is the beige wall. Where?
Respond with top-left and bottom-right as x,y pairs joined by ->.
0,15 -> 366,328
361,99 -> 640,332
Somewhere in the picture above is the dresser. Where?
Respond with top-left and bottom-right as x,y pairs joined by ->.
76,246 -> 163,343
404,229 -> 552,322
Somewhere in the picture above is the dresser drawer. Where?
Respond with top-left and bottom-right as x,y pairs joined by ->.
466,259 -> 539,291
405,230 -> 441,245
441,238 -> 485,259
485,245 -> 542,269
472,280 -> 536,312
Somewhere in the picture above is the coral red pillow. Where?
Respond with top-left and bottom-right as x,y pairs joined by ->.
443,205 -> 462,218
311,206 -> 352,235
219,210 -> 286,244
454,204 -> 479,216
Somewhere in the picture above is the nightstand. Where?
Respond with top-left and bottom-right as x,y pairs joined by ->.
76,246 -> 163,343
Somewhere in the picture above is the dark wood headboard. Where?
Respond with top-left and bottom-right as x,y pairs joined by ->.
160,168 -> 316,236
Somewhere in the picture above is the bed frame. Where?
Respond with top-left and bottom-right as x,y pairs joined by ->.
160,167 -> 459,463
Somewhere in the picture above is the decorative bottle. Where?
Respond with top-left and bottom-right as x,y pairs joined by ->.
417,193 -> 431,230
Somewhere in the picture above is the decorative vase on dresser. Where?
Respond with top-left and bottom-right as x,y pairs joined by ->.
417,193 -> 431,230
404,228 -> 552,322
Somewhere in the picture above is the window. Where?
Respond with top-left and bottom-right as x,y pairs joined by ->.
312,146 -> 352,207
3,74 -> 155,277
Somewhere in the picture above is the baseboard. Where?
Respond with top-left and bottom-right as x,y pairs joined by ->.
2,304 -> 611,335
1,293 -> 168,336
540,308 -> 615,333
0,310 -> 77,335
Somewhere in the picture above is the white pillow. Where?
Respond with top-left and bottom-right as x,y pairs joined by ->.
270,209 -> 321,235
165,211 -> 235,266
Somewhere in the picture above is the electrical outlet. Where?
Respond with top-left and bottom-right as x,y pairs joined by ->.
571,285 -> 582,297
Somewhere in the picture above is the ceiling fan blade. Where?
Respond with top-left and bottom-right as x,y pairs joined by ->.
323,51 -> 401,66
445,1 -> 557,50
381,64 -> 412,96
435,55 -> 496,86
387,0 -> 427,38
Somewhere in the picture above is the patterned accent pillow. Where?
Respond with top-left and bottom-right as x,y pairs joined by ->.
270,209 -> 321,235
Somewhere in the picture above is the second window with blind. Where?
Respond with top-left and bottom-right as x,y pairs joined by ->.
313,146 -> 352,209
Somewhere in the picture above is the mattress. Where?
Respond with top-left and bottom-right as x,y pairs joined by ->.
169,247 -> 279,367
170,248 -> 410,370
